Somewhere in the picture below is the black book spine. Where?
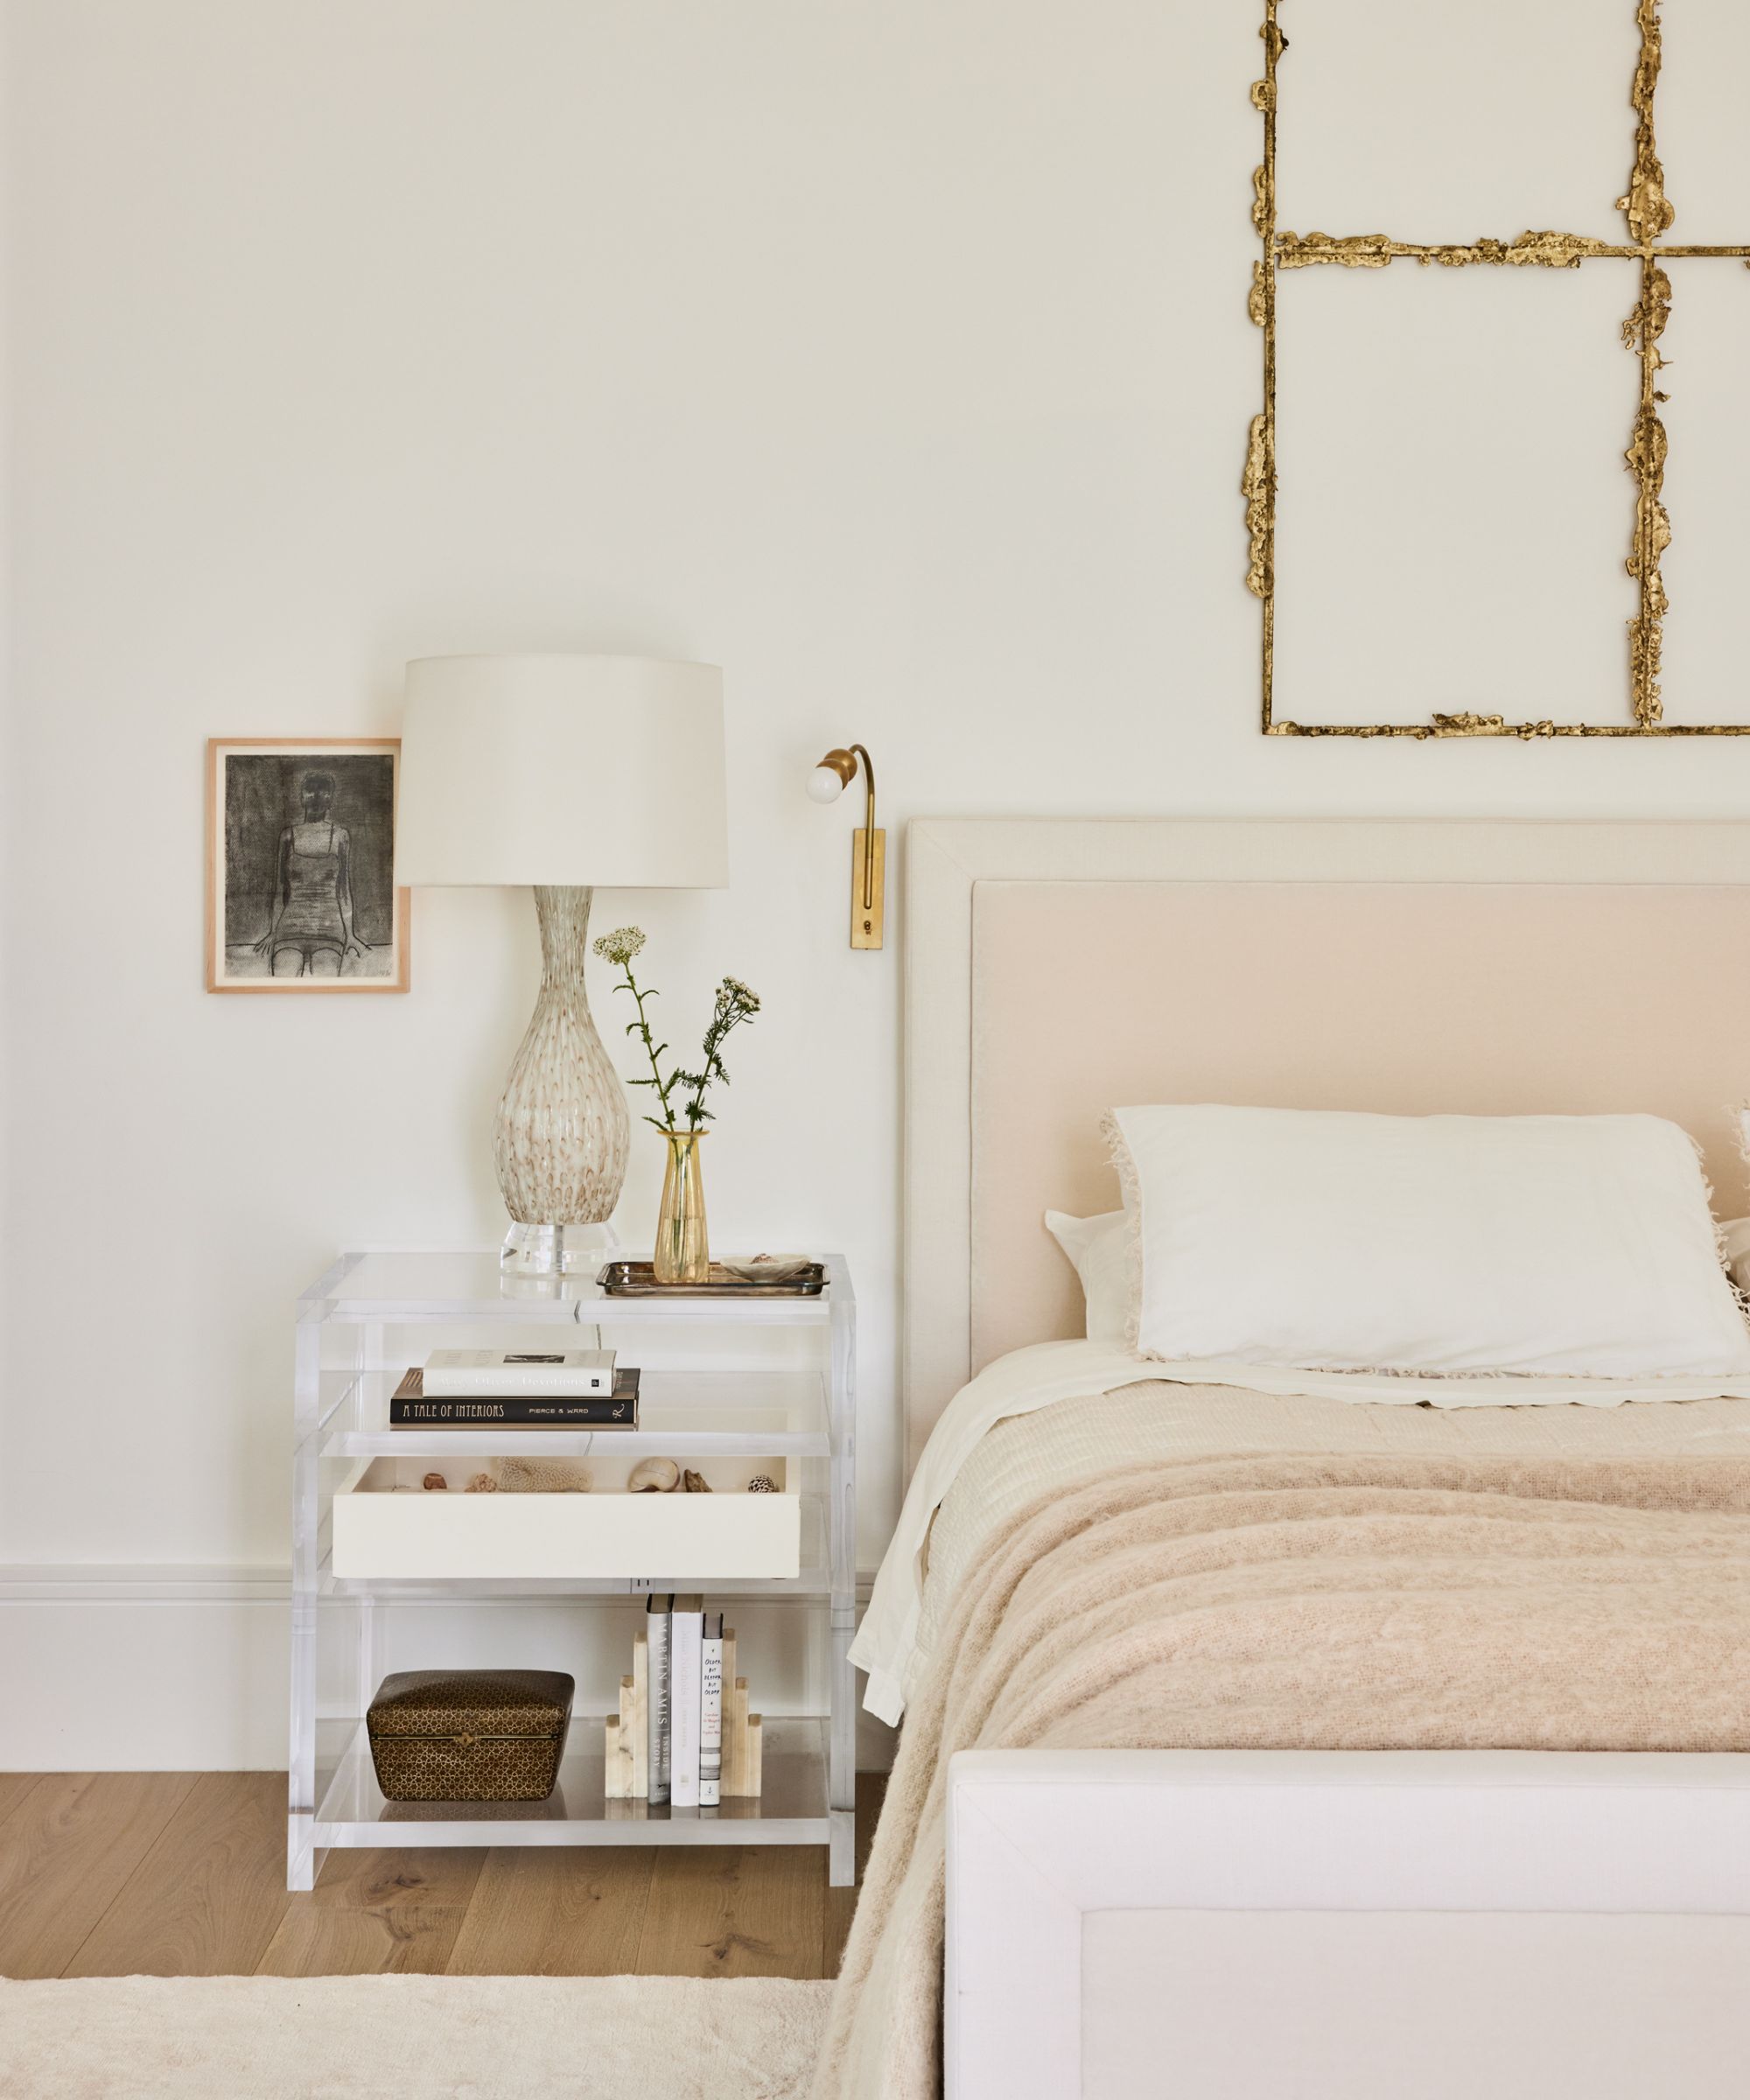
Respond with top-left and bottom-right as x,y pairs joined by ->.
389,1396 -> 639,1425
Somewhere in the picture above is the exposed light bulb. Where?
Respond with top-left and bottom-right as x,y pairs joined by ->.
807,765 -> 845,804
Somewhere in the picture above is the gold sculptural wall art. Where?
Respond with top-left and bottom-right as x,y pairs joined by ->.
1246,0 -> 1750,737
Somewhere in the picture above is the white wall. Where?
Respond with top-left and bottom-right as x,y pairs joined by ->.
5,0 -> 1750,1765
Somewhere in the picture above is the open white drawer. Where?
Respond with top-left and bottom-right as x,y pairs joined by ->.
330,1457 -> 799,1580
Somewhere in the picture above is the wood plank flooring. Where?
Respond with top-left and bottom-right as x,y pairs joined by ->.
0,1774 -> 199,1979
444,1847 -> 653,1977
0,1773 -> 885,1980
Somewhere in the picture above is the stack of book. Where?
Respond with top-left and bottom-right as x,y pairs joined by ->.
604,1597 -> 763,1807
389,1348 -> 640,1428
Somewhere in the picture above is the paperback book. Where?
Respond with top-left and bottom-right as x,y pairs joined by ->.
699,1613 -> 724,1807
668,1595 -> 705,1809
389,1366 -> 639,1426
423,1348 -> 615,1397
647,1593 -> 673,1806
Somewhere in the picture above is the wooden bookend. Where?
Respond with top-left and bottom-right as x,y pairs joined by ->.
630,1635 -> 649,1799
718,1630 -> 738,1793
606,1633 -> 658,1805
604,1670 -> 640,1800
723,1674 -> 751,1795
746,1712 -> 763,1798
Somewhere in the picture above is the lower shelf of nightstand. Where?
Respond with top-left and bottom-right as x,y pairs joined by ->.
306,1714 -> 836,1849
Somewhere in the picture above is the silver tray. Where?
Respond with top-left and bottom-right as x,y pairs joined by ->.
596,1259 -> 827,1298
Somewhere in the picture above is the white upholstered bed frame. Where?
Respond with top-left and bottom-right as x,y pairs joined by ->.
905,818 -> 1750,2100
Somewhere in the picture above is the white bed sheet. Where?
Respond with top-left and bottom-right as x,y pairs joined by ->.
852,1341 -> 1750,1725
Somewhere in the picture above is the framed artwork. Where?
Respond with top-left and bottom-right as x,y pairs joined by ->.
206,738 -> 410,992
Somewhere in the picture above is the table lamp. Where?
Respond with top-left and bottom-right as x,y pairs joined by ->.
397,654 -> 728,1274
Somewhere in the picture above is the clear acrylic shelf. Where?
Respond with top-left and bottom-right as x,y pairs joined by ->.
302,1249 -> 845,1326
310,1715 -> 832,1850
317,1368 -> 830,1460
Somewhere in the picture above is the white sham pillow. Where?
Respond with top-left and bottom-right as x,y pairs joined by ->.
1048,1203 -> 1750,1362
1104,1105 -> 1750,1380
1044,1209 -> 1130,1344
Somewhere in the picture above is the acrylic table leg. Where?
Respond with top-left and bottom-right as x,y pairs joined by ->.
353,1323 -> 384,1714
290,1310 -> 324,1893
827,1276 -> 858,1882
830,1806 -> 857,1886
828,1614 -> 859,1886
356,1593 -> 378,1718
287,1592 -> 318,1891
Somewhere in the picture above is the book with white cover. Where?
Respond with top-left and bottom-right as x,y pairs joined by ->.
646,1593 -> 672,1805
668,1596 -> 704,1810
699,1614 -> 724,1808
423,1348 -> 614,1397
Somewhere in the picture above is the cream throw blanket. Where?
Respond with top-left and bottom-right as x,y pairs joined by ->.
816,1451 -> 1750,2100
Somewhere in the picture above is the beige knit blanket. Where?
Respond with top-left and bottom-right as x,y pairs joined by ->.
815,1451 -> 1750,2100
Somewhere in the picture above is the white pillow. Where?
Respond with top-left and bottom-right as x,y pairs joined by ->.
1044,1209 -> 1130,1344
1104,1105 -> 1750,1379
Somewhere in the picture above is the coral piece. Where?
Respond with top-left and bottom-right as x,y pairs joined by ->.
628,1457 -> 680,1494
466,1472 -> 499,1494
422,1472 -> 447,1493
498,1455 -> 592,1494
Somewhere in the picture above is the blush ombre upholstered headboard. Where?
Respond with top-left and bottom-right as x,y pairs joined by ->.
902,818 -> 1750,1477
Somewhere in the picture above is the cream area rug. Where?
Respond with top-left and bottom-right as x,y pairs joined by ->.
0,1974 -> 833,2100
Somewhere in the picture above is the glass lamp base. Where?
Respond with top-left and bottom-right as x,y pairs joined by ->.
500,1220 -> 619,1278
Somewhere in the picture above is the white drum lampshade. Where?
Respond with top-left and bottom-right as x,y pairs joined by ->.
398,654 -> 729,1274
398,654 -> 727,889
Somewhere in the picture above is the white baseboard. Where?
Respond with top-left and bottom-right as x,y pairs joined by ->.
0,1569 -> 293,1769
0,1564 -> 290,1604
0,1564 -> 897,1774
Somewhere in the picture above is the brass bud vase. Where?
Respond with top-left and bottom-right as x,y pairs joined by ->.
654,1129 -> 710,1284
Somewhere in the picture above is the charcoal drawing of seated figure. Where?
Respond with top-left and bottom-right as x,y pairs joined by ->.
253,771 -> 371,979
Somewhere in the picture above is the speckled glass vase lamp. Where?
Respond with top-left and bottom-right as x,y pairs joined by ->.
397,654 -> 728,1275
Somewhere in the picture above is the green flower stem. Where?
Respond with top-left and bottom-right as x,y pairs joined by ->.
680,998 -> 754,1128
615,962 -> 681,1131
596,927 -> 760,1136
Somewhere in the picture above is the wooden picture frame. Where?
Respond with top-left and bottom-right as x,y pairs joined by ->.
206,737 -> 411,992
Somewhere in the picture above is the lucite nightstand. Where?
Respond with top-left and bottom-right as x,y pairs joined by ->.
290,1250 -> 856,1890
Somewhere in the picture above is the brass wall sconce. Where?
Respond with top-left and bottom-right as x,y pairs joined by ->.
806,745 -> 884,948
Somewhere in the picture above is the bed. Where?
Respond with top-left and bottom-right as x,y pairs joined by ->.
824,818 -> 1750,2100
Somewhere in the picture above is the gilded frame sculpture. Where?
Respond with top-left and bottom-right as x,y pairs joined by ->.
1246,0 -> 1750,738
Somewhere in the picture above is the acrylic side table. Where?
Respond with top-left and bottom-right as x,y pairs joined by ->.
290,1250 -> 856,1891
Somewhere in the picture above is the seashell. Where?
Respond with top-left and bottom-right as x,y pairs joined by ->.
499,1456 -> 592,1494
628,1457 -> 681,1494
682,1469 -> 711,1494
720,1253 -> 812,1285
466,1471 -> 499,1494
421,1472 -> 447,1493
746,1474 -> 776,1494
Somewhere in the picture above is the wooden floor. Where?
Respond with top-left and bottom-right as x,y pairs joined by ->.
0,1771 -> 884,1981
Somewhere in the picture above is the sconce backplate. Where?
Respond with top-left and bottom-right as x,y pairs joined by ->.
851,830 -> 886,949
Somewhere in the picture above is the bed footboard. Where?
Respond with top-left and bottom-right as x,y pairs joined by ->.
945,1748 -> 1750,2100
